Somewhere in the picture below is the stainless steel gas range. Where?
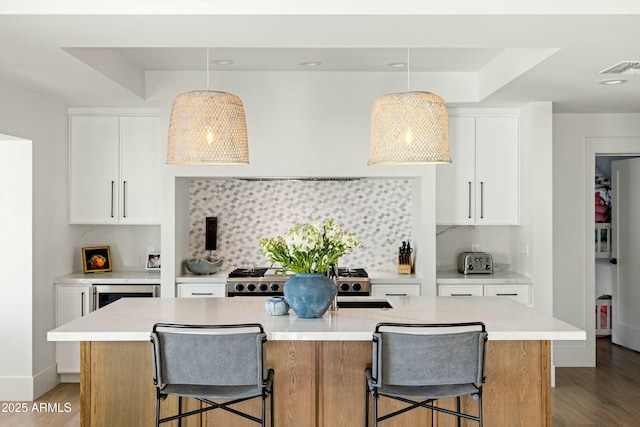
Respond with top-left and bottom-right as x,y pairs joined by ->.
226,267 -> 370,297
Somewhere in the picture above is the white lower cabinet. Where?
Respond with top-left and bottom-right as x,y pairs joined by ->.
437,283 -> 531,305
484,284 -> 531,305
177,283 -> 226,298
371,284 -> 421,297
437,285 -> 484,297
55,284 -> 92,380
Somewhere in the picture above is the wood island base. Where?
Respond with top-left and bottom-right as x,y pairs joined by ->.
80,339 -> 550,427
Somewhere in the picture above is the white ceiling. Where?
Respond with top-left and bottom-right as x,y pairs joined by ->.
1,3 -> 640,113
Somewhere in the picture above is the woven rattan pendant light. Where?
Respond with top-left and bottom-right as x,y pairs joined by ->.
167,49 -> 249,165
368,49 -> 450,166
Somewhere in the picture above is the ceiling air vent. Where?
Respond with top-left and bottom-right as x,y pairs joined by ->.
599,61 -> 640,75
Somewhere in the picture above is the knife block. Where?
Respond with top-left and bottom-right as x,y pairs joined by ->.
397,251 -> 413,274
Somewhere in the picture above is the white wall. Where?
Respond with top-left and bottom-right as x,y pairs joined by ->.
521,102 -> 554,315
0,79 -> 160,400
0,80 -> 72,399
554,113 -> 640,367
0,136 -> 33,401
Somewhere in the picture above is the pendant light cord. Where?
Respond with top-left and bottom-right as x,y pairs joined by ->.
406,48 -> 410,92
206,48 -> 210,90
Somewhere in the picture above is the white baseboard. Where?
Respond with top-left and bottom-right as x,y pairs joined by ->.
553,340 -> 594,367
34,364 -> 59,400
60,374 -> 79,383
0,364 -> 59,401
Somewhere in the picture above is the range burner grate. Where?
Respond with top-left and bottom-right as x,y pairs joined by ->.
228,268 -> 268,278
337,268 -> 368,278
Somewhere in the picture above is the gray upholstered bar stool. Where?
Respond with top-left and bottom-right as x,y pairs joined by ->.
150,323 -> 274,426
365,322 -> 488,427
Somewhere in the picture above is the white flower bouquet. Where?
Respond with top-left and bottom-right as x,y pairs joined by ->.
259,218 -> 362,274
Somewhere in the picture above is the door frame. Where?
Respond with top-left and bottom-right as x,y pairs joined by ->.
585,137 -> 640,363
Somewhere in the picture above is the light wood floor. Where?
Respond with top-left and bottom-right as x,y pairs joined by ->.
1,337 -> 638,427
552,337 -> 640,426
0,382 -> 79,427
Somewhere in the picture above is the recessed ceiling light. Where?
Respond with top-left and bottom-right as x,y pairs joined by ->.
211,60 -> 234,65
387,62 -> 407,68
300,61 -> 322,67
599,79 -> 628,85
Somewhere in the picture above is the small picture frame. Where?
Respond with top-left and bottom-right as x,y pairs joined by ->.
146,252 -> 161,270
82,246 -> 112,273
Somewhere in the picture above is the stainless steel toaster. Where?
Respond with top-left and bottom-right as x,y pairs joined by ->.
458,252 -> 493,274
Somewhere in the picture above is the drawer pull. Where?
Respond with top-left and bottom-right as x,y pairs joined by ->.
451,293 -> 473,296
497,293 -> 518,296
191,292 -> 214,296
385,293 -> 407,296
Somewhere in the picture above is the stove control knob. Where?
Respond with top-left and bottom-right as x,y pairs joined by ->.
247,283 -> 257,292
352,282 -> 362,291
258,283 -> 268,292
340,283 -> 351,292
234,283 -> 245,292
270,283 -> 280,292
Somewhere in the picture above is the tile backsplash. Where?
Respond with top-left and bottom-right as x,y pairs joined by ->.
189,178 -> 413,271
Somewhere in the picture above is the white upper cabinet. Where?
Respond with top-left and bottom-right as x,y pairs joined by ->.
119,116 -> 161,224
69,109 -> 160,224
436,115 -> 519,225
436,117 -> 476,224
475,117 -> 519,225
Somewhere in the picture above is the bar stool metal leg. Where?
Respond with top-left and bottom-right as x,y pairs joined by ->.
270,378 -> 275,427
365,381 -> 369,427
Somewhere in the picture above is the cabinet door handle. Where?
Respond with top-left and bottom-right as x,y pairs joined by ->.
497,293 -> 518,296
451,293 -> 473,296
110,181 -> 115,218
81,291 -> 85,316
191,292 -> 214,296
122,181 -> 127,218
385,293 -> 407,296
468,181 -> 472,219
480,181 -> 484,219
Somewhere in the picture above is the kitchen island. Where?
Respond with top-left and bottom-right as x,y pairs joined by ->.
48,296 -> 584,427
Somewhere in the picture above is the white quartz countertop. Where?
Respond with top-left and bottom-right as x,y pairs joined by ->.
48,295 -> 584,342
436,270 -> 531,284
176,272 -> 228,283
54,271 -> 161,284
368,271 -> 421,284
177,270 -> 420,284
176,270 -> 422,284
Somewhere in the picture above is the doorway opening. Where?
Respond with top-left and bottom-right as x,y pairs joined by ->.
593,156 -> 636,347
587,140 -> 640,365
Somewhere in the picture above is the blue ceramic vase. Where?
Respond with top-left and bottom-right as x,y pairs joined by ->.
283,273 -> 337,318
